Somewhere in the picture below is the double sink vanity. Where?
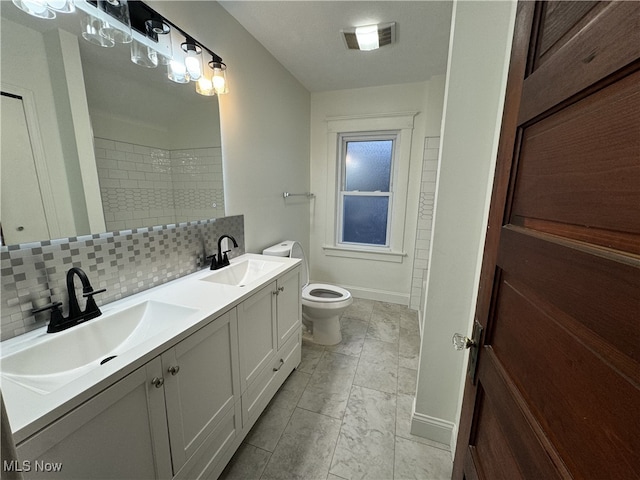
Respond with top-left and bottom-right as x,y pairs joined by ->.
1,253 -> 302,479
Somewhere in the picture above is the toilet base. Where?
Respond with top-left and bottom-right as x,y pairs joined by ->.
302,312 -> 342,346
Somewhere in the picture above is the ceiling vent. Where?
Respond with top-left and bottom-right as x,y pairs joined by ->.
342,22 -> 396,51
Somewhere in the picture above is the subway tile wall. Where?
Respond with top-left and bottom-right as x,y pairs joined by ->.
0,215 -> 244,341
410,137 -> 439,311
95,138 -> 225,231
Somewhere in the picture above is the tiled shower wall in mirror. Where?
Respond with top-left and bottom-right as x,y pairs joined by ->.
1,215 -> 243,341
95,137 -> 225,231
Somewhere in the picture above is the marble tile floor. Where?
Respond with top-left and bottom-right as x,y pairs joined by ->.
220,299 -> 453,480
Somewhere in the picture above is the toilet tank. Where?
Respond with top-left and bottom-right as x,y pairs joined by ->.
262,241 -> 295,257
263,240 -> 309,287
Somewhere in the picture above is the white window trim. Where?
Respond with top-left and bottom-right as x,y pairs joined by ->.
323,112 -> 418,262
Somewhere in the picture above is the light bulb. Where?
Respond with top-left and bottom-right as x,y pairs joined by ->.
355,24 -> 379,51
168,59 -> 189,84
212,70 -> 227,95
185,52 -> 201,80
196,76 -> 215,96
12,0 -> 55,19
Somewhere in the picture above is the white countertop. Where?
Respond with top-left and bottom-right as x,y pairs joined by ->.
0,253 -> 300,444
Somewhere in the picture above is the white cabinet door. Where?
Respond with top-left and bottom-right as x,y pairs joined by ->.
162,309 -> 240,474
237,282 -> 277,392
16,359 -> 172,480
276,267 -> 301,349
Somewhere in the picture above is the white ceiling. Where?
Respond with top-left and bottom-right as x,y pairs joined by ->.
219,1 -> 453,92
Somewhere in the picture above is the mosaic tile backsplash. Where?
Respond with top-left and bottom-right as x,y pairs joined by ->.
1,215 -> 244,341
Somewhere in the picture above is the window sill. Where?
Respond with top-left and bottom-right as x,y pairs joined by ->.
322,245 -> 406,263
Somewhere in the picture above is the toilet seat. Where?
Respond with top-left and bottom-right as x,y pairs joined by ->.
302,283 -> 352,303
263,241 -> 353,345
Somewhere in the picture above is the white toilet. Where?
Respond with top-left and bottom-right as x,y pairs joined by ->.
263,241 -> 352,345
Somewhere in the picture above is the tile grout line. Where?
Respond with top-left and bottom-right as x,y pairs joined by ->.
326,308 -> 370,479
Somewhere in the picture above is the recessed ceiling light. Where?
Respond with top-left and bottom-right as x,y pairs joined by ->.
342,22 -> 396,51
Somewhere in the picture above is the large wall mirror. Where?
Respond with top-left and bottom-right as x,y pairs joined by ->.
0,2 -> 224,247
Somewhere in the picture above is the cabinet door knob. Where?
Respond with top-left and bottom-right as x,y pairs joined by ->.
278,286 -> 285,292
151,377 -> 164,388
168,365 -> 180,375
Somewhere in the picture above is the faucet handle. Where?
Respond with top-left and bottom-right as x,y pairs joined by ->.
33,302 -> 67,333
32,301 -> 63,315
82,288 -> 106,298
206,254 -> 217,270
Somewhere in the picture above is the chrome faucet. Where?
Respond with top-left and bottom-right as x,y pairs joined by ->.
207,234 -> 239,270
32,267 -> 106,333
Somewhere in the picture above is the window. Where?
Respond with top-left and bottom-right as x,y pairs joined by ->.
337,133 -> 397,248
323,112 -> 416,262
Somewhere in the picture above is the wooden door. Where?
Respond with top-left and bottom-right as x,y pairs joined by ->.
453,2 -> 640,479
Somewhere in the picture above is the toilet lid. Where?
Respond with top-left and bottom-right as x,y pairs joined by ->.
302,283 -> 352,303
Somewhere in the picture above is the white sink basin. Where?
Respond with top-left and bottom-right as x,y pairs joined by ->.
200,259 -> 281,287
1,300 -> 198,394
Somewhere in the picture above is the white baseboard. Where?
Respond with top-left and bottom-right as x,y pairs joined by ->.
410,409 -> 455,447
330,283 -> 410,306
450,423 -> 458,462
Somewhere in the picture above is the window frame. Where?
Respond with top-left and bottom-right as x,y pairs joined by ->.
336,131 -> 398,249
323,112 -> 417,263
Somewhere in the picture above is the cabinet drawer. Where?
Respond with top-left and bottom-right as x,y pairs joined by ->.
242,328 -> 301,429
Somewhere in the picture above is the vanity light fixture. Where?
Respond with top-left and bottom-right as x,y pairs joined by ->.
98,0 -> 132,44
196,55 -> 229,96
12,0 -> 229,95
182,39 -> 203,81
12,0 -> 74,19
80,12 -> 115,48
342,22 -> 396,51
144,17 -> 172,65
209,55 -> 228,95
130,38 -> 158,68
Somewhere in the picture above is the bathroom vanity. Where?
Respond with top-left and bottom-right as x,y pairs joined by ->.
1,254 -> 301,479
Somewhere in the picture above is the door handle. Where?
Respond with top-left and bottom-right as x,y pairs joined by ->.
452,320 -> 483,384
452,334 -> 475,350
